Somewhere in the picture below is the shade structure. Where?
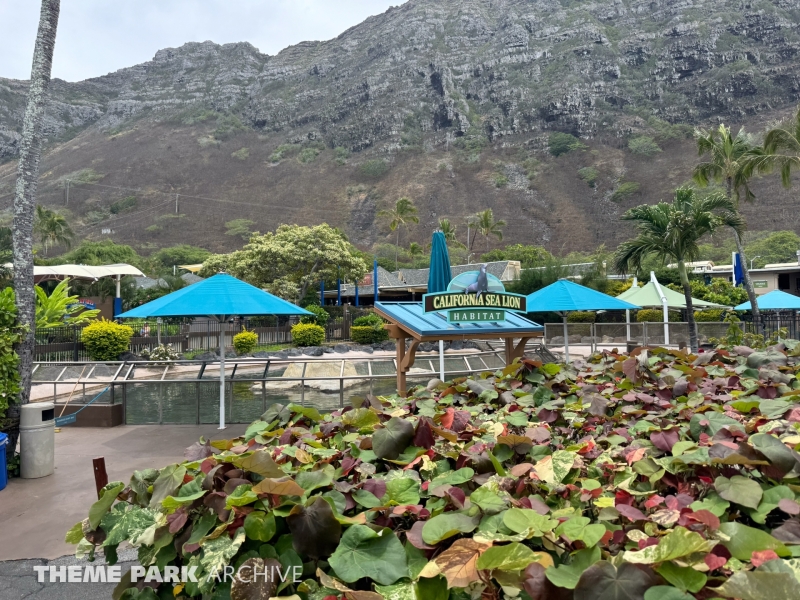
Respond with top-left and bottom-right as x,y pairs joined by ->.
427,231 -> 453,379
118,274 -> 311,429
734,290 -> 800,311
617,282 -> 725,310
526,280 -> 639,362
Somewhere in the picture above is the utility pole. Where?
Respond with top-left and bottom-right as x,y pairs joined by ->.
65,179 -> 69,206
175,193 -> 179,214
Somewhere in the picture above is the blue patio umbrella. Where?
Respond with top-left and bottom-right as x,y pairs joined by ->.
526,279 -> 639,362
428,231 -> 453,379
118,274 -> 311,428
734,289 -> 800,311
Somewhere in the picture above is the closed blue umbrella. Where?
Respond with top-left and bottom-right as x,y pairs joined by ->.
427,231 -> 453,379
118,274 -> 311,428
526,280 -> 639,362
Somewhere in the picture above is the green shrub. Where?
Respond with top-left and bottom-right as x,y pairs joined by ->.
334,146 -> 350,165
233,329 -> 258,354
636,309 -> 680,322
291,323 -> 325,347
231,147 -> 250,160
359,159 -> 389,178
567,311 -> 596,323
350,326 -> 389,345
81,320 -> 134,360
548,132 -> 585,157
300,305 -> 330,327
353,313 -> 384,327
491,172 -> 508,187
577,167 -> 599,187
610,181 -> 641,202
110,196 -> 137,214
694,309 -> 726,322
297,148 -> 320,164
269,144 -> 300,163
0,288 -> 22,419
628,136 -> 662,157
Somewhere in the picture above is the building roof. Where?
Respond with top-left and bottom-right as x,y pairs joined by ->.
135,272 -> 205,290
397,261 -> 516,288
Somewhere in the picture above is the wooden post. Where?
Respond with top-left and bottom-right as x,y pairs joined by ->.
93,457 -> 108,498
396,333 -> 406,397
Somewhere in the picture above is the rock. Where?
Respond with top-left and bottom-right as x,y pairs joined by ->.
302,346 -> 324,356
322,346 -> 334,354
419,342 -> 435,352
426,378 -> 443,391
194,352 -> 218,361
549,336 -> 564,345
261,361 -> 361,392
252,351 -> 271,358
334,344 -> 351,354
354,345 -> 373,354
463,341 -> 479,349
581,336 -> 593,344
119,351 -> 143,361
381,341 -> 396,351
226,351 -> 237,359
449,340 -> 464,351
568,335 -> 582,344
614,337 -> 628,344
286,348 -> 302,357
601,335 -> 614,343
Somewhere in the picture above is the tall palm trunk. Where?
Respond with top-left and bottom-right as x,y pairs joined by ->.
725,178 -> 762,334
678,261 -> 698,352
9,0 -> 60,455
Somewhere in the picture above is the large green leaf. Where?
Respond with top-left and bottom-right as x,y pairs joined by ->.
718,522 -> 790,560
422,512 -> 480,545
295,465 -> 335,494
101,505 -> 157,547
689,412 -> 742,439
89,482 -> 125,529
244,511 -> 276,542
200,527 -> 246,578
504,508 -> 558,537
713,571 -> 797,600
574,561 -> 659,600
373,417 -> 415,460
644,587 -> 694,600
749,434 -> 798,475
385,478 -> 421,505
655,562 -> 707,593
545,547 -> 601,589
623,527 -> 716,564
476,542 -> 541,571
556,516 -> 606,547
149,464 -> 187,508
328,525 -> 408,585
715,475 -> 763,509
470,485 -> 508,514
429,467 -> 475,488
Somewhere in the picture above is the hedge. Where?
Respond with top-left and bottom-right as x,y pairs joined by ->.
636,308 -> 680,322
291,323 -> 325,347
233,329 -> 258,354
566,311 -> 595,323
81,320 -> 134,360
300,305 -> 330,327
350,325 -> 389,345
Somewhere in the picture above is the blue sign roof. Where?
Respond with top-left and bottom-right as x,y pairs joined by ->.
734,290 -> 800,311
117,273 -> 312,320
526,280 -> 639,312
375,302 -> 543,338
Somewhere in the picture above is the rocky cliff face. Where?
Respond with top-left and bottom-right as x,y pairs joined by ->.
0,0 -> 798,252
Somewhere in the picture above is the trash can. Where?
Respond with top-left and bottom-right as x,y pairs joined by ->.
0,432 -> 8,491
20,402 -> 55,479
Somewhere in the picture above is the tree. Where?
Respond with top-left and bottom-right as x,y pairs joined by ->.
58,240 -> 144,268
438,218 -> 465,249
408,242 -> 424,258
472,209 -> 506,252
225,219 -> 255,240
744,231 -> 800,268
34,278 -> 100,328
481,243 -> 553,267
33,205 -> 73,255
10,0 -> 60,456
200,224 -> 368,302
377,197 -> 419,270
614,187 -> 744,352
151,245 -> 211,271
752,105 -> 800,188
693,124 -> 762,330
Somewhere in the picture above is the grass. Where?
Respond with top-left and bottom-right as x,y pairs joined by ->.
231,147 -> 250,161
610,181 -> 641,202
359,159 -> 390,178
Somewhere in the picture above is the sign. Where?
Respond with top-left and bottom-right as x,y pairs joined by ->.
753,280 -> 768,288
55,414 -> 77,426
448,310 -> 505,323
423,268 -> 527,323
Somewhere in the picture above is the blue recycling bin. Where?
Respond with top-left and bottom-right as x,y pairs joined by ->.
0,432 -> 8,491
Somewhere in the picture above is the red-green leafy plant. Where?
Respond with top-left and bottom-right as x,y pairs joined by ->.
68,341 -> 800,599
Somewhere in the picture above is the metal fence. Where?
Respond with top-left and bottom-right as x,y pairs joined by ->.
33,310 -> 374,361
32,350 -> 509,425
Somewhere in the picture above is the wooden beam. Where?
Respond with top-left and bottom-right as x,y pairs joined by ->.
396,333 -> 407,397
509,337 -> 531,363
401,339 -> 421,372
93,457 -> 108,499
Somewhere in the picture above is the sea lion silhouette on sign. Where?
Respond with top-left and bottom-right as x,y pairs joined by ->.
464,264 -> 489,299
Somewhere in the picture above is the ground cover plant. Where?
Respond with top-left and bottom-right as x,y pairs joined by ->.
69,341 -> 800,599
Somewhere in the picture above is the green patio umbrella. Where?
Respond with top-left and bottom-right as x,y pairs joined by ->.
428,231 -> 452,379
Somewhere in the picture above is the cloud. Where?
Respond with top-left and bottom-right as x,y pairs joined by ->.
0,0 -> 404,82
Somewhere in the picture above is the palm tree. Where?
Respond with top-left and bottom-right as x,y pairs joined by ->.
408,242 -> 424,259
614,187 -> 744,352
377,197 -> 419,270
753,106 -> 800,187
438,218 -> 465,249
472,209 -> 506,252
11,0 -> 61,462
693,124 -> 762,331
34,205 -> 73,255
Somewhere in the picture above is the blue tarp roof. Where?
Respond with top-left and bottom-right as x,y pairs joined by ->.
117,273 -> 312,320
374,302 -> 543,338
526,280 -> 639,312
734,290 -> 800,311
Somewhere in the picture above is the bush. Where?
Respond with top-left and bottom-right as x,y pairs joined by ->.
548,132 -> 585,157
300,305 -> 330,327
291,323 -> 325,347
350,326 -> 389,345
610,181 -> 641,202
231,147 -> 249,161
359,159 -> 389,178
233,329 -> 258,354
0,288 -> 22,420
353,313 -> 384,328
577,166 -> 598,187
636,309 -> 680,322
140,344 -> 181,362
694,309 -> 726,322
110,196 -> 137,214
628,136 -> 662,157
81,320 -> 134,360
297,148 -> 320,164
566,311 -> 596,323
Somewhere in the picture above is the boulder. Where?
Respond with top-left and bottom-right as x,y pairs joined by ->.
449,340 -> 464,351
334,344 -> 351,354
302,346 -> 324,357
286,348 -> 302,357
355,345 -> 374,354
419,342 -> 435,352
119,351 -> 143,361
322,346 -> 334,354
252,351 -> 271,358
568,335 -> 582,344
381,341 -> 396,351
601,335 -> 614,343
194,352 -> 218,361
549,336 -> 564,345
261,361 -> 361,392
426,378 -> 443,391
581,336 -> 593,344
463,341 -> 479,349
614,336 -> 627,343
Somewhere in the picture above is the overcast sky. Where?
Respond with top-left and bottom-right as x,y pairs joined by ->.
0,1 -> 404,82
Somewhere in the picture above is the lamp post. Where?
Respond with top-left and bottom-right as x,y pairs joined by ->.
750,256 -> 761,270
